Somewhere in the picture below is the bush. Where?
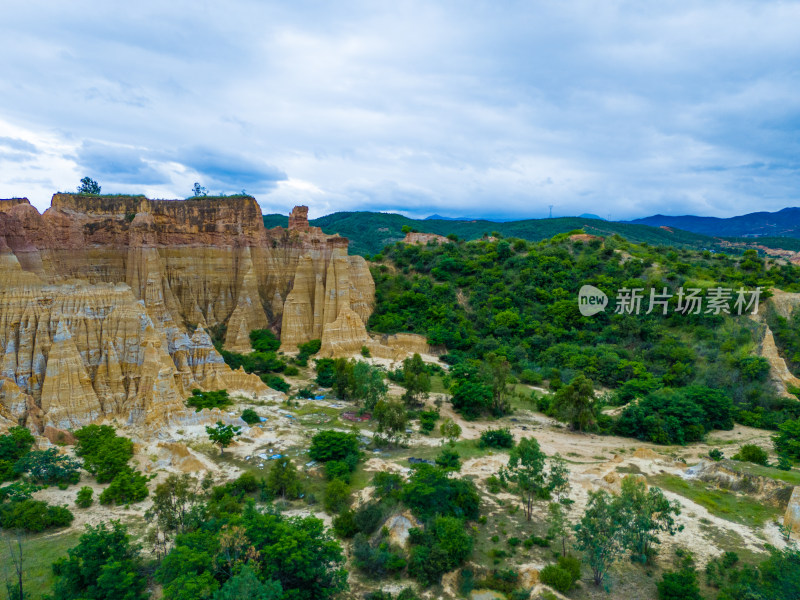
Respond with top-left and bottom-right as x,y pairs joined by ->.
99,469 -> 149,505
540,564 -> 574,593
265,458 -> 301,499
777,455 -> 793,470
361,345 -> 371,358
0,499 -> 74,532
708,448 -> 724,461
419,410 -> 440,434
262,374 -> 290,393
0,426 -> 36,481
333,510 -> 359,538
353,533 -> 407,577
186,388 -> 233,411
298,339 -> 322,358
732,444 -> 769,466
74,425 -> 134,483
325,460 -> 352,483
298,386 -> 316,399
250,328 -> 280,352
309,430 -> 360,463
435,447 -> 461,471
75,486 -> 93,508
324,479 -> 351,514
479,428 -> 514,449
283,365 -> 299,377
241,408 -> 261,425
14,448 -> 81,485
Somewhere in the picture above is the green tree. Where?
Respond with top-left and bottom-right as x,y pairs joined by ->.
74,425 -> 133,483
77,177 -> 101,195
546,502 -> 572,557
439,418 -> 462,445
191,182 -> 207,197
505,437 -> 548,520
401,464 -> 480,520
51,521 -> 146,600
266,458 -> 300,500
618,476 -> 682,564
657,550 -> 702,600
435,447 -> 461,471
732,444 -> 768,465
99,469 -> 149,505
485,353 -> 512,416
324,479 -> 351,514
315,358 -> 336,387
352,361 -> 388,410
373,400 -> 408,446
213,565 -> 282,600
206,422 -> 241,456
144,473 -> 209,559
241,409 -> 261,425
249,329 -> 280,352
547,454 -> 571,502
14,448 -> 81,485
552,373 -> 596,432
774,418 -> 800,460
75,487 -> 93,508
402,354 -> 430,407
573,490 -> 625,587
308,430 -> 360,462
0,427 -> 35,481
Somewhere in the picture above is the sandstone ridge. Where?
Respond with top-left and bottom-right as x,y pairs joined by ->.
0,196 -> 376,431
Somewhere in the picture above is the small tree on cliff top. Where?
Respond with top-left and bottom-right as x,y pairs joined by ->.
77,177 -> 101,195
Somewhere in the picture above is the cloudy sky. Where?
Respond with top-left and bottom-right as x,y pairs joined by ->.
1,1 -> 798,220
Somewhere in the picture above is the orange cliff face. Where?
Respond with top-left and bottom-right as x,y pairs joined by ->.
0,196 -> 374,431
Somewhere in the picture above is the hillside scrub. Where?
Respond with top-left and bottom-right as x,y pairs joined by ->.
370,234 -> 800,440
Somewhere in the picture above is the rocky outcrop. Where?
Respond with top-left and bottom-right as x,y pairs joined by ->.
688,460 -> 794,508
0,196 -> 376,430
403,231 -> 449,245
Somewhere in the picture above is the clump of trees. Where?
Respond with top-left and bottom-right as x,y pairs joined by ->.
315,358 -> 388,409
186,388 -> 233,412
574,476 -> 682,587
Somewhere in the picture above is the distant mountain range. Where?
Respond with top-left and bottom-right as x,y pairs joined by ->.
263,206 -> 800,257
629,207 -> 800,238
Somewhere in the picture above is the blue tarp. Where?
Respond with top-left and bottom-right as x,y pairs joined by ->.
315,395 -> 325,400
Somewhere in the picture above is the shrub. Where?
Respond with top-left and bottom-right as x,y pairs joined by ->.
419,410 -> 440,434
241,408 -> 261,425
283,365 -> 300,377
479,428 -> 514,449
333,510 -> 359,538
435,447 -> 461,471
309,430 -> 360,463
353,533 -> 407,577
361,345 -> 371,358
540,564 -> 573,593
708,448 -> 724,461
74,425 -> 134,483
324,479 -> 351,514
14,448 -> 81,485
186,388 -> 233,411
325,460 -> 351,483
265,458 -> 301,499
777,455 -> 793,470
0,426 -> 36,481
250,328 -> 280,352
262,374 -> 290,393
298,386 -> 316,399
0,499 -> 74,532
298,339 -> 322,358
75,486 -> 93,508
732,444 -> 769,466
99,469 -> 149,505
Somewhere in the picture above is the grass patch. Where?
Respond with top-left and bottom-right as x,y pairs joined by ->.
0,529 -> 81,599
650,474 -> 781,528
723,460 -> 800,486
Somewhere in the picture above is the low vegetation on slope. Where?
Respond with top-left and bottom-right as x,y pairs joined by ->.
369,232 -> 800,440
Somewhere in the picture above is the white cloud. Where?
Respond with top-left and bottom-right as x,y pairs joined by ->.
0,1 -> 798,219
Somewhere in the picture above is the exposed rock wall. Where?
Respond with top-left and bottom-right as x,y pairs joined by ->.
0,196 -> 375,430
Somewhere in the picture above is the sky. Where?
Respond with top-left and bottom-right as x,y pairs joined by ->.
1,1 -> 799,220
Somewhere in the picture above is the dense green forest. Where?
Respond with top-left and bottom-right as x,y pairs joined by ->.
368,231 -> 800,434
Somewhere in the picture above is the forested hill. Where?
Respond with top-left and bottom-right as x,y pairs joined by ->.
367,230 -> 800,436
263,211 -> 719,256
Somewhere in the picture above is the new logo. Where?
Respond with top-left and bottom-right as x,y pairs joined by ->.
578,285 -> 608,316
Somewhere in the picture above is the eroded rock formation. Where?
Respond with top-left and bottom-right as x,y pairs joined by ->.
0,196 -> 375,430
